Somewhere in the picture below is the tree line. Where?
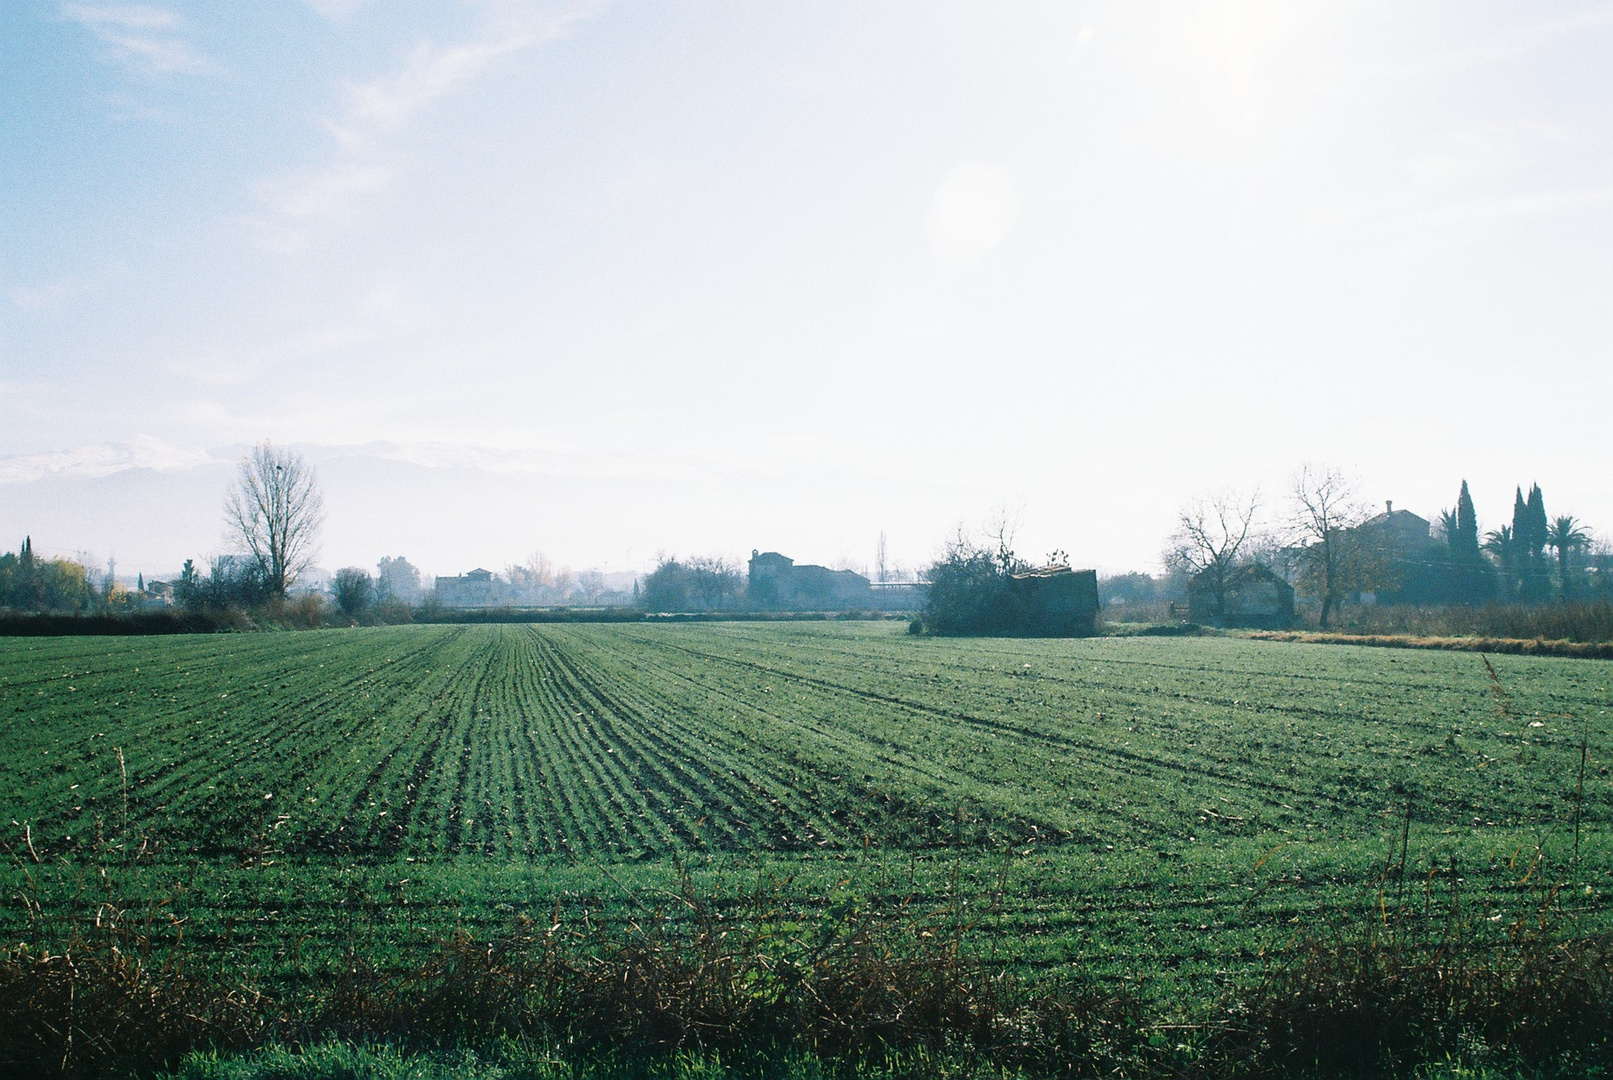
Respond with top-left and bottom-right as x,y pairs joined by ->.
5,444 -> 1608,631
0,538 -> 104,614
1158,469 -> 1608,628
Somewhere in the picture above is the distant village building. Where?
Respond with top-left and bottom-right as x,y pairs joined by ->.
434,568 -> 499,607
1007,565 -> 1100,636
748,551 -> 873,610
1186,564 -> 1295,628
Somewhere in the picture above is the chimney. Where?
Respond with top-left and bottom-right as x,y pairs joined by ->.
1386,500 -> 1393,514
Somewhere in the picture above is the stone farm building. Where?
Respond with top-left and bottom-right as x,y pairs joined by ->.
1348,501 -> 1439,604
1186,563 -> 1295,628
1007,565 -> 1100,636
434,568 -> 499,607
1354,501 -> 1432,552
748,551 -> 873,610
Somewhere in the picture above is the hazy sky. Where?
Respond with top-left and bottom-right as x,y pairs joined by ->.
4,1 -> 1612,578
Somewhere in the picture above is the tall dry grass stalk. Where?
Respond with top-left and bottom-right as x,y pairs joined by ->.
1329,600 -> 1613,644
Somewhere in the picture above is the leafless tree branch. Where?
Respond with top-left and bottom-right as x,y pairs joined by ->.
224,441 -> 324,596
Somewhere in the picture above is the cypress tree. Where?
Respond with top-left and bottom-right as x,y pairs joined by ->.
1526,485 -> 1548,552
1510,488 -> 1529,600
1525,484 -> 1550,602
1450,480 -> 1487,602
1456,481 -> 1478,560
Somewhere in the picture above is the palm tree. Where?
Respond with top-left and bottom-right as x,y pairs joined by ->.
1546,515 -> 1590,599
1483,526 -> 1514,599
1437,507 -> 1460,547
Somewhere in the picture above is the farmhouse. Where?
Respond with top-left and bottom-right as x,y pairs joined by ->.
434,567 -> 499,607
1007,564 -> 1100,636
1346,501 -> 1446,604
748,550 -> 873,610
1354,501 -> 1431,549
142,579 -> 176,605
1186,563 -> 1295,628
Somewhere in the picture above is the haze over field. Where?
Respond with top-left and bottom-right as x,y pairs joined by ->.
4,2 -> 1612,577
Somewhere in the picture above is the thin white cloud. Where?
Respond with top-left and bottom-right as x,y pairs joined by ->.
163,356 -> 261,388
164,285 -> 425,385
251,2 -> 605,249
0,437 -> 216,485
0,436 -> 708,487
271,162 -> 395,221
1405,186 -> 1613,232
61,3 -> 214,75
246,159 -> 396,252
345,440 -> 705,483
347,33 -> 539,129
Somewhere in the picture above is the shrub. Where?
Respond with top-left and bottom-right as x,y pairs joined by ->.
332,567 -> 375,620
922,540 -> 1026,635
181,556 -> 272,612
279,593 -> 326,630
640,557 -> 743,613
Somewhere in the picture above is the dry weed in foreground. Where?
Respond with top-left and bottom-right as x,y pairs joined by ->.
0,919 -> 266,1079
1207,846 -> 1613,1079
4,865 -> 1613,1079
308,876 -> 1145,1069
0,871 -> 1145,1079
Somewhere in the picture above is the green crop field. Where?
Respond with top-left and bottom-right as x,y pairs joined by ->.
2,622 -> 1610,1003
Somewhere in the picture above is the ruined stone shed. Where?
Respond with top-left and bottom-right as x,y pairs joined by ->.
1186,563 -> 1295,628
1007,565 -> 1100,636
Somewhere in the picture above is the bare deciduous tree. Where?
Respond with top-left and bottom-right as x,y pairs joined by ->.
1166,489 -> 1260,623
576,569 -> 606,604
983,503 -> 1027,576
1290,464 -> 1367,628
224,441 -> 324,597
376,555 -> 422,604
